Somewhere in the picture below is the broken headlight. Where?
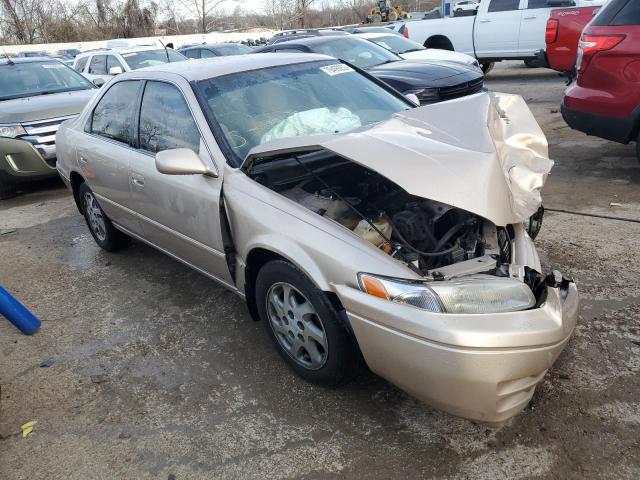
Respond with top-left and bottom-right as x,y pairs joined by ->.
358,273 -> 535,314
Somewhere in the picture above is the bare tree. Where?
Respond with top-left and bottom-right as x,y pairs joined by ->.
295,0 -> 315,28
176,0 -> 228,33
263,0 -> 296,30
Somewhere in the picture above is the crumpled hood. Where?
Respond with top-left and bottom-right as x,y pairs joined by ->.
0,89 -> 96,124
246,91 -> 553,226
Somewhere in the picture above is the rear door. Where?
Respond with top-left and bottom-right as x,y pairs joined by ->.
128,80 -> 233,284
474,0 -> 524,58
518,0 -> 554,55
78,80 -> 143,234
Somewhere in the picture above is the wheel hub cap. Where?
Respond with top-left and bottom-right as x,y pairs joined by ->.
84,192 -> 107,242
266,282 -> 328,370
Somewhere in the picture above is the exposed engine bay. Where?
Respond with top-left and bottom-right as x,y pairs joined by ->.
245,149 -> 516,278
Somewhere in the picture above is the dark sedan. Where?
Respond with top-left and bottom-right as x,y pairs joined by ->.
255,36 -> 483,104
178,43 -> 254,59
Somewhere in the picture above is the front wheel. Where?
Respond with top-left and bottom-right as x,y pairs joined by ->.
256,260 -> 363,387
79,182 -> 130,251
481,62 -> 495,74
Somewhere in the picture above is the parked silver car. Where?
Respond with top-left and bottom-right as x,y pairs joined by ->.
55,53 -> 578,424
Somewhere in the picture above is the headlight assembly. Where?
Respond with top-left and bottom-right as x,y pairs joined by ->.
0,124 -> 27,138
358,273 -> 536,314
403,88 -> 439,104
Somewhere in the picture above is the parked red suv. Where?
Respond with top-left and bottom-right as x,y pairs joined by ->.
562,0 -> 640,160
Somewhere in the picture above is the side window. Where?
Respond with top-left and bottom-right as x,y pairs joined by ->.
91,81 -> 140,145
275,48 -> 305,53
138,81 -> 201,154
527,0 -> 548,8
488,0 -> 520,12
184,49 -> 201,59
74,57 -> 88,72
612,0 -> 640,25
88,55 -> 107,75
106,55 -> 124,73
201,49 -> 217,58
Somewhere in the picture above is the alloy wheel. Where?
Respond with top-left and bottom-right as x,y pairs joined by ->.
266,282 -> 328,370
83,192 -> 107,242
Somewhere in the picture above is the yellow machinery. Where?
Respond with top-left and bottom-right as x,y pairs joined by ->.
366,1 -> 409,23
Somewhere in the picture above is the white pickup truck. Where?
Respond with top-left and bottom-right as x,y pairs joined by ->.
395,0 -> 606,72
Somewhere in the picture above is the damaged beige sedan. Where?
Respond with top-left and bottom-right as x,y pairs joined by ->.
56,53 -> 578,424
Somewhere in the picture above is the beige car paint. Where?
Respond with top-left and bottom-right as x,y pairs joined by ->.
55,54 -> 578,424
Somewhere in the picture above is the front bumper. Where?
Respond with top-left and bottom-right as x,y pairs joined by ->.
335,279 -> 578,424
0,137 -> 59,184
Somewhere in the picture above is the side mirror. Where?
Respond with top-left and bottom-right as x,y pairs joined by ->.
93,78 -> 105,87
405,93 -> 420,106
155,148 -> 209,175
109,66 -> 123,75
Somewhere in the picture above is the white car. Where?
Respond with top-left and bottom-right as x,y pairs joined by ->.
355,32 -> 481,71
394,0 -> 607,73
73,47 -> 188,87
453,1 -> 479,13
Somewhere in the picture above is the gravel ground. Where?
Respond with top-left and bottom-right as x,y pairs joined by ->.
1,62 -> 639,479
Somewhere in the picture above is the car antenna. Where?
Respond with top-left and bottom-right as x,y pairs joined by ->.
2,50 -> 14,65
158,40 -> 170,63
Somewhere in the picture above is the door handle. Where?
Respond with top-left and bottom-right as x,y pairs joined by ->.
524,15 -> 537,19
130,173 -> 145,187
479,19 -> 491,23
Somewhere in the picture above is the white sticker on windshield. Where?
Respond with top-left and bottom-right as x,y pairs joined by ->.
42,63 -> 66,69
320,64 -> 354,76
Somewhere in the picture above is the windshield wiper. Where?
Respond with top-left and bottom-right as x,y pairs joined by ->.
373,59 -> 398,66
402,48 -> 424,53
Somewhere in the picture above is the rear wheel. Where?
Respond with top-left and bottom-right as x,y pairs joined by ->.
636,131 -> 640,163
481,62 -> 495,74
523,58 -> 539,68
256,260 -> 363,387
0,180 -> 18,200
79,182 -> 130,251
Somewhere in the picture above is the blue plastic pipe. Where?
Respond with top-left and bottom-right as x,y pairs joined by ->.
0,286 -> 41,335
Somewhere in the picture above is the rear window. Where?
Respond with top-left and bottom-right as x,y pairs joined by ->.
120,49 -> 186,70
592,0 -> 640,26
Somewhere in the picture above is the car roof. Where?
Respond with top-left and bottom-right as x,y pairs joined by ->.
180,43 -> 243,51
0,57 -> 59,66
277,35 -> 365,48
76,46 -> 162,58
135,52 -> 333,81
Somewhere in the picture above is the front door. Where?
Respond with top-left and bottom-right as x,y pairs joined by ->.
474,0 -> 524,58
128,80 -> 233,285
78,79 -> 142,234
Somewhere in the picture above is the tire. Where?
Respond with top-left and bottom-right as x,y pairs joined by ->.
256,260 -> 363,387
0,180 -> 18,200
523,58 -> 539,68
636,132 -> 640,163
79,182 -> 130,251
481,62 -> 495,74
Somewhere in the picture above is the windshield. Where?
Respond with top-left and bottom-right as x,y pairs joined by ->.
121,49 -> 187,70
214,44 -> 254,55
370,35 -> 425,54
197,60 -> 411,163
311,37 -> 401,69
0,61 -> 94,101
